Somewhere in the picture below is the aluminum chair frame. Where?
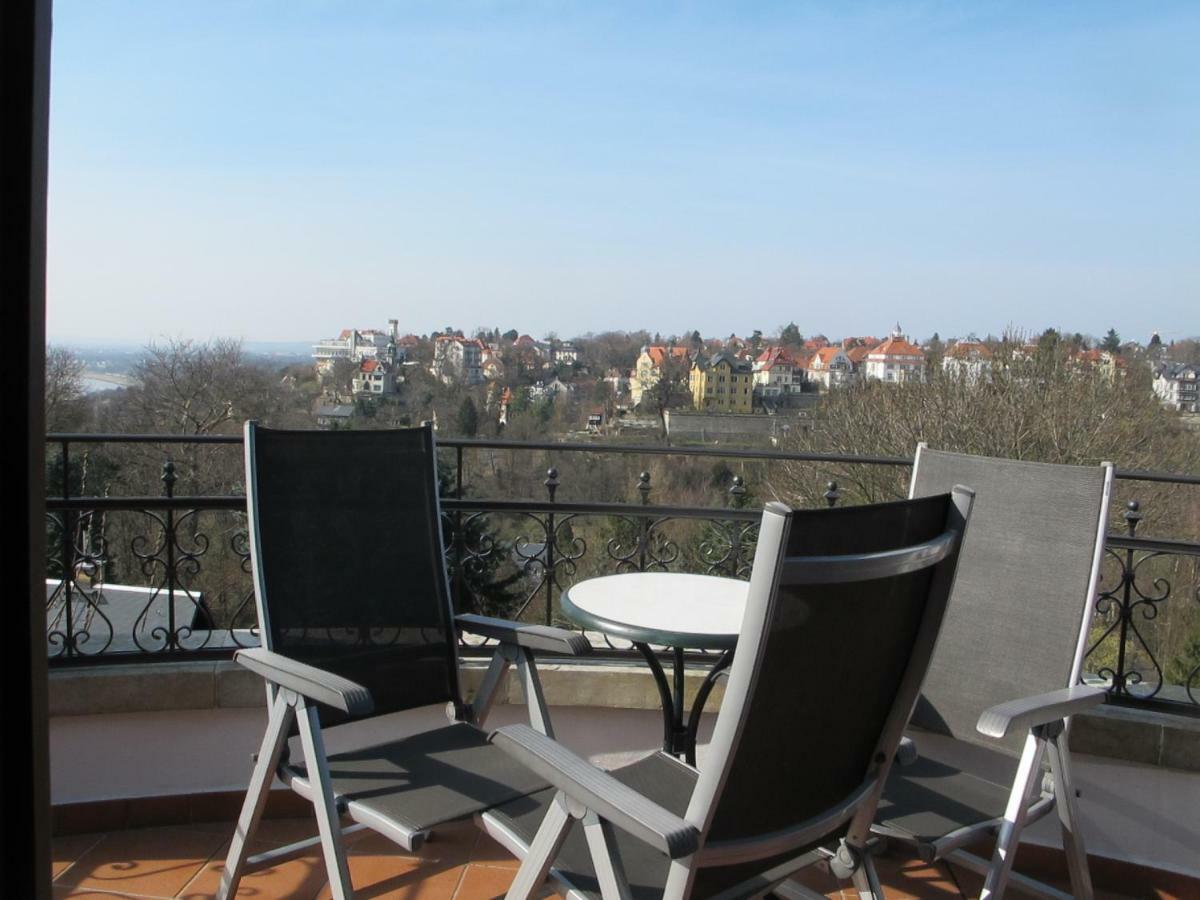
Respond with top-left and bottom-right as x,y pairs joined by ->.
869,445 -> 1115,900
480,490 -> 975,900
219,423 -> 591,900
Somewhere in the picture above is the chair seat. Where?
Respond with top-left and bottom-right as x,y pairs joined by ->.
486,751 -> 698,899
288,722 -> 551,835
875,753 -> 1018,851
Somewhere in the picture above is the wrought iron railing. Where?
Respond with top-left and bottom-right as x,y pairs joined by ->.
43,434 -> 1200,716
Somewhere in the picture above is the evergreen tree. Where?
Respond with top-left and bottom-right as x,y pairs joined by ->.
456,397 -> 480,437
1101,328 -> 1122,353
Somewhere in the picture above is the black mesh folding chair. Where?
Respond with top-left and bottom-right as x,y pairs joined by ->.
871,447 -> 1114,900
218,423 -> 591,900
478,490 -> 975,900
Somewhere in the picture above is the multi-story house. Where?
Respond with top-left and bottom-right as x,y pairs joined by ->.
1153,363 -> 1199,412
553,341 -> 579,366
631,345 -> 691,406
690,351 -> 754,413
806,346 -> 854,388
431,335 -> 484,385
752,346 -> 805,398
864,326 -> 926,383
942,340 -> 993,384
312,320 -> 400,374
351,358 -> 398,396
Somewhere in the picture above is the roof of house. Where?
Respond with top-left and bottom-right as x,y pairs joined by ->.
755,346 -> 798,369
314,404 -> 354,418
945,340 -> 994,360
695,351 -> 753,373
846,346 -> 873,365
644,345 -> 691,367
868,335 -> 926,360
812,346 -> 847,366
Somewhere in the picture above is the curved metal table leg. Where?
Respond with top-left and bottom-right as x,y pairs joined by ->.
685,650 -> 733,766
636,643 -> 734,763
635,642 -> 677,753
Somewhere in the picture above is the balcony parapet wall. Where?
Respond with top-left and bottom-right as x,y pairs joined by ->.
49,658 -> 1200,773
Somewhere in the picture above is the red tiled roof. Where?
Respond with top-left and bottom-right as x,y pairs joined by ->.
946,341 -> 993,360
646,346 -> 690,367
868,336 -> 925,360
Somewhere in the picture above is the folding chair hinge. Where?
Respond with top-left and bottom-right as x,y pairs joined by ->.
829,838 -> 880,880
1033,719 -> 1065,740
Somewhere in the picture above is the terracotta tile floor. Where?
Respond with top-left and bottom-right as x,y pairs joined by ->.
48,817 -> 1169,899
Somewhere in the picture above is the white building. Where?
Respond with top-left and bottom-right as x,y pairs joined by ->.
806,346 -> 854,388
752,347 -> 805,397
351,358 -> 399,396
431,335 -> 484,385
865,325 -> 926,383
312,320 -> 400,374
942,340 -> 993,384
1153,363 -> 1199,412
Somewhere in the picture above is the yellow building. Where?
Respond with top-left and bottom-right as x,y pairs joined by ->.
690,352 -> 754,413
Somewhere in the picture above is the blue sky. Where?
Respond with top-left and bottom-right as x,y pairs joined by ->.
47,1 -> 1198,344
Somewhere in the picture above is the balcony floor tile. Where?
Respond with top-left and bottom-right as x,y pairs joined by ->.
49,815 -> 1194,899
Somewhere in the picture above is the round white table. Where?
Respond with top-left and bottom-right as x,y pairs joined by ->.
561,572 -> 749,763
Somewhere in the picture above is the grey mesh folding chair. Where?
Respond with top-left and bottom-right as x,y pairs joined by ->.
872,447 -> 1115,900
219,423 -> 591,900
478,489 -> 975,900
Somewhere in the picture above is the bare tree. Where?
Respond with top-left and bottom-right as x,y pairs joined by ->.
45,345 -> 86,432
643,352 -> 692,442
123,338 -> 279,436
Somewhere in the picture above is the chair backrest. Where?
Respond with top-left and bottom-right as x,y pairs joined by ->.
244,422 -> 462,726
907,446 -> 1113,755
677,491 -> 973,896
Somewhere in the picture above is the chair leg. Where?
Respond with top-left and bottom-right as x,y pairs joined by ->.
296,699 -> 355,900
506,792 -> 574,900
849,852 -> 884,900
516,647 -> 556,738
582,811 -> 634,900
981,730 -> 1047,900
1045,729 -> 1094,900
218,692 -> 295,900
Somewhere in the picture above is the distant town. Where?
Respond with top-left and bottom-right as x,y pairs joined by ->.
301,322 -> 1198,436
60,323 -> 1199,442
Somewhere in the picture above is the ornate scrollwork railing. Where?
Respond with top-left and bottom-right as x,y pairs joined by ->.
42,434 -> 1199,717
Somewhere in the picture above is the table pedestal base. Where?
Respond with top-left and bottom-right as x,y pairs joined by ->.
634,644 -> 732,766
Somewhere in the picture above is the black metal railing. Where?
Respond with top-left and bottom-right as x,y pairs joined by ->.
43,434 -> 1200,716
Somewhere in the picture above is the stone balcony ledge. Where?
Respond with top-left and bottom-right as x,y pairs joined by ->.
48,657 -> 1200,772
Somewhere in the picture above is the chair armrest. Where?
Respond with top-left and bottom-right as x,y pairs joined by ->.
235,648 -> 374,717
491,724 -> 699,859
457,614 -> 592,656
976,685 -> 1106,739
